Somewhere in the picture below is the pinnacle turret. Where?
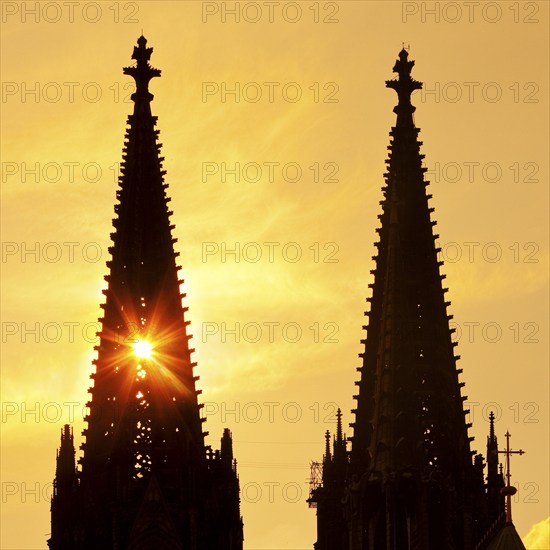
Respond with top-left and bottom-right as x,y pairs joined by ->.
324,430 -> 331,462
221,428 -> 234,465
335,408 -> 343,444
333,408 -> 347,466
54,425 -> 77,495
489,410 -> 496,442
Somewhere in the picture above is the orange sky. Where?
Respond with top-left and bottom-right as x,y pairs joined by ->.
1,2 -> 549,549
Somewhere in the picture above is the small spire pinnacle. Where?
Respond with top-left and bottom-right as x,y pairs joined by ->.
489,410 -> 495,441
324,430 -> 332,461
336,408 -> 343,444
221,428 -> 234,465
55,424 -> 76,487
123,35 -> 161,102
498,430 -> 525,524
62,424 -> 73,441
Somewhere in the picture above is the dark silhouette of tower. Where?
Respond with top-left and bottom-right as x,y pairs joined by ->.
49,36 -> 243,550
309,49 -> 508,550
308,409 -> 349,549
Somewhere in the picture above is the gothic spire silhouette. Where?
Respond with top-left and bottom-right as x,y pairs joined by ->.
351,47 -> 472,482
49,37 -> 243,550
309,48 -> 507,550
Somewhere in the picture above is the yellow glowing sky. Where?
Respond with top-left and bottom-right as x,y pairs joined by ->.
1,2 -> 548,548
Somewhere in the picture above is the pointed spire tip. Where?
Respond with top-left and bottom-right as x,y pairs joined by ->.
386,46 -> 422,122
123,36 -> 161,102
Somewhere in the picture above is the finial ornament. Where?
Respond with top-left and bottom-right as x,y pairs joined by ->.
123,35 -> 161,102
498,430 -> 525,524
386,48 -> 422,120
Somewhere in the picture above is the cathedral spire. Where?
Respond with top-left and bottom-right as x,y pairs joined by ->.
310,49 -> 494,550
351,48 -> 471,482
49,37 -> 243,550
80,35 -> 205,480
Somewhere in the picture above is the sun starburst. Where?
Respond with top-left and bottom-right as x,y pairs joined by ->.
133,339 -> 154,359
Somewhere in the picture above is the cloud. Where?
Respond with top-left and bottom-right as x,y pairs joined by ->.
523,517 -> 550,550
